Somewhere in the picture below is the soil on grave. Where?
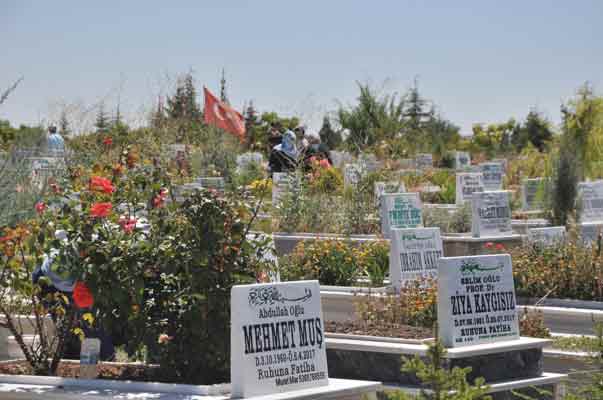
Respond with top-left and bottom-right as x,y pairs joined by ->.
0,360 -> 161,381
325,320 -> 433,339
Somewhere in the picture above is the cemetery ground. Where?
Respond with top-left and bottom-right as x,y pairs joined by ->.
2,82 -> 603,399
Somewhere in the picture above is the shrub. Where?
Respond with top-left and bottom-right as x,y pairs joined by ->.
511,235 -> 603,301
280,239 -> 361,286
354,280 -> 437,329
518,308 -> 550,338
357,240 -> 390,286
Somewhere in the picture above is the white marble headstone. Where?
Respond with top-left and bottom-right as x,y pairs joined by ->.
455,173 -> 485,205
471,191 -> 512,238
374,181 -> 407,204
389,227 -> 443,289
580,223 -> 603,246
231,281 -> 328,398
437,254 -> 519,348
380,193 -> 423,238
527,226 -> 566,247
578,180 -> 603,223
521,178 -> 545,211
480,162 -> 504,191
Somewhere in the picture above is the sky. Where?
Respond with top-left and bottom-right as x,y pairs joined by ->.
1,1 -> 602,135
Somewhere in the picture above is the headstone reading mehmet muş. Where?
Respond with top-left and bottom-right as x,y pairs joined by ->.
437,254 -> 519,348
231,280 -> 328,398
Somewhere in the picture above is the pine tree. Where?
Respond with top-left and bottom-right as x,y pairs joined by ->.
95,103 -> 110,134
318,116 -> 342,150
112,104 -> 123,128
151,96 -> 166,128
166,73 -> 201,121
58,110 -> 71,137
404,79 -> 431,132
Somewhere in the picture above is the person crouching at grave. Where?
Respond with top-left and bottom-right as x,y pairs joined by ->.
268,130 -> 298,174
33,238 -> 115,361
303,135 -> 333,171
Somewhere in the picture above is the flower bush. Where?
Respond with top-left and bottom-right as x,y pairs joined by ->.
512,236 -> 603,301
281,239 -> 390,287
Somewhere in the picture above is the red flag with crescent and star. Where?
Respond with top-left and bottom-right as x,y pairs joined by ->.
203,87 -> 245,139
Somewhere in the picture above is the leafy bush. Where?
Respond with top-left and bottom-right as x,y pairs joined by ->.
518,308 -> 550,338
423,204 -> 471,233
512,235 -> 603,301
357,240 -> 389,286
281,239 -> 361,286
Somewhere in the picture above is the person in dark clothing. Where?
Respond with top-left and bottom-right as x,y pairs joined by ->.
268,130 -> 298,174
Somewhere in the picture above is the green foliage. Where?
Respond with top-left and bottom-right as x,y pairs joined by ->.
518,308 -> 550,338
166,72 -> 202,122
423,204 -> 471,234
0,223 -> 77,376
337,82 -> 405,151
512,110 -> 554,152
471,119 -> 517,158
95,103 -> 111,134
387,340 -> 490,400
0,120 -> 45,150
281,239 -> 361,286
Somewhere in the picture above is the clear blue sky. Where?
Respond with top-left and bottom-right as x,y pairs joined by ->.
1,0 -> 602,135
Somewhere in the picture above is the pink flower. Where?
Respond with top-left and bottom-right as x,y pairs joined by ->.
495,243 -> 506,251
152,188 -> 168,208
103,137 -> 113,146
319,159 -> 331,169
119,216 -> 137,234
484,242 -> 494,249
35,202 -> 47,214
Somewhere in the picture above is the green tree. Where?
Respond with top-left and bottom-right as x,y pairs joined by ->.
318,116 -> 342,150
166,73 -> 202,121
402,80 -> 433,145
388,340 -> 490,400
95,103 -> 110,134
337,82 -> 405,152
58,111 -> 71,137
513,110 -> 553,152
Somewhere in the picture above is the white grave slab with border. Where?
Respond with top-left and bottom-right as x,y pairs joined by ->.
471,191 -> 512,238
231,281 -> 328,398
580,222 -> 603,246
456,173 -> 485,205
578,180 -> 603,223
437,254 -> 519,348
389,227 -> 443,289
380,192 -> 423,238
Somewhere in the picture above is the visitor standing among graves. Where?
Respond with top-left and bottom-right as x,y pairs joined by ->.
267,122 -> 283,149
268,129 -> 298,174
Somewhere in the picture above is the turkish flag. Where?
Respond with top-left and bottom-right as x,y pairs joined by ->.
203,87 -> 245,139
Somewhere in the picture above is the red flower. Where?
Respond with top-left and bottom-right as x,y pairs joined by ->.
152,188 -> 168,208
103,137 -> 113,146
119,216 -> 137,234
35,202 -> 47,214
89,176 -> 114,194
90,202 -> 112,218
495,243 -> 506,251
73,282 -> 94,309
484,242 -> 494,249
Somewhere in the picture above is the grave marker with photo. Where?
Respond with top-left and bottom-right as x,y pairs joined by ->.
453,151 -> 471,170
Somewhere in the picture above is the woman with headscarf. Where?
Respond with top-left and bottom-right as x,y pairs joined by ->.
269,130 -> 298,174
